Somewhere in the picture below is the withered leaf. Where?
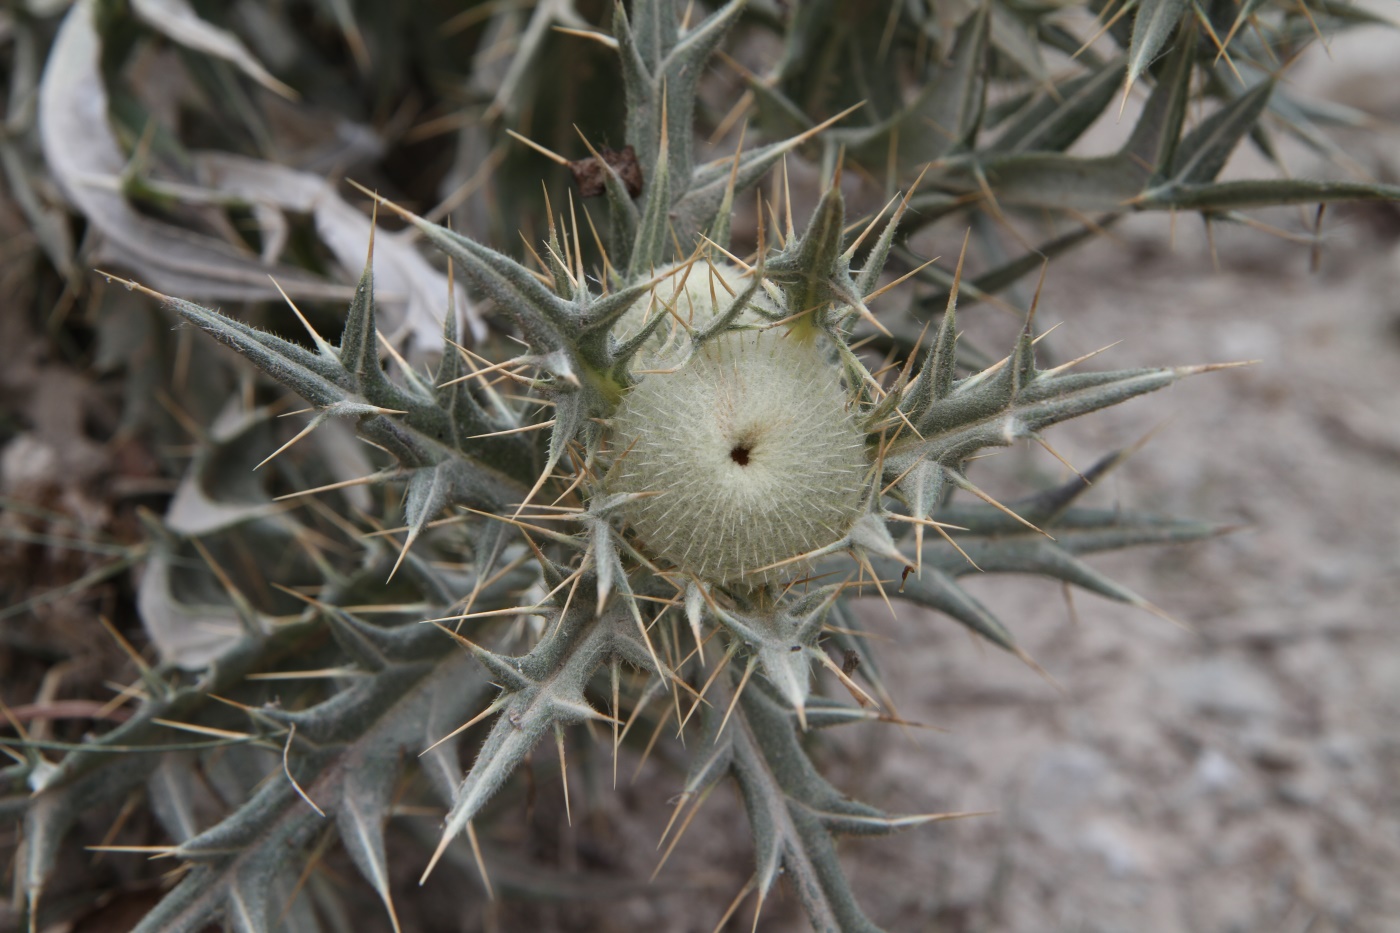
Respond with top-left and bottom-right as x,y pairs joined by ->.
568,145 -> 643,198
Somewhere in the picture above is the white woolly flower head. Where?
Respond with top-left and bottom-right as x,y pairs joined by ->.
607,323 -> 867,586
613,260 -> 785,363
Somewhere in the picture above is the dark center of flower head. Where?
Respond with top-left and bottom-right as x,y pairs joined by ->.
729,445 -> 751,466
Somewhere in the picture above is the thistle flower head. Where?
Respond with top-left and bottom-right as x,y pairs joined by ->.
613,259 -> 784,363
607,325 -> 866,585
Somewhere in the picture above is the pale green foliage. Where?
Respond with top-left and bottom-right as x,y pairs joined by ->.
5,1 -> 1397,932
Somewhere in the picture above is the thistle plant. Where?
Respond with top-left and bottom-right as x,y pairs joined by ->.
5,0 -> 1398,931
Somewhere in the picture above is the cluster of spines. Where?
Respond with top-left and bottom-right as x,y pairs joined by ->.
98,88 -> 1237,933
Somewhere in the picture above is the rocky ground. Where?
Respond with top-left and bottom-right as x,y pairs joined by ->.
822,33 -> 1400,932
831,200 -> 1400,933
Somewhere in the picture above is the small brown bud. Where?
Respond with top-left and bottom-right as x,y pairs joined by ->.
569,145 -> 643,198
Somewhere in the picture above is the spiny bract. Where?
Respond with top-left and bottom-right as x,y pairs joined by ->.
612,259 -> 785,359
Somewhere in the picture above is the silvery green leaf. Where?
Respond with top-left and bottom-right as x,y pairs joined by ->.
989,57 -> 1126,155
1126,0 -> 1189,92
132,650 -> 489,932
23,755 -> 156,926
936,35 -> 1192,214
837,5 -> 989,173
336,751 -> 403,932
134,785 -> 323,933
1122,28 -> 1194,177
932,0 -> 1049,82
885,560 -> 1018,652
1137,178 -> 1400,211
627,105 -> 672,278
437,603 -> 658,848
616,0 -> 744,189
1169,78 -> 1274,184
402,462 -> 454,550
727,683 -> 887,932
911,219 -> 1110,314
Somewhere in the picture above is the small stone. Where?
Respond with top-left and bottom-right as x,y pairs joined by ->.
1163,656 -> 1283,720
1190,747 -> 1242,793
0,434 -> 58,494
1276,771 -> 1327,807
1021,745 -> 1126,840
1078,818 -> 1154,877
1320,734 -> 1365,770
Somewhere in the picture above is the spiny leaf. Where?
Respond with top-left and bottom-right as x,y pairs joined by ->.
1137,178 -> 1400,211
898,350 -> 1211,470
615,0 -> 744,189
1126,0 -> 1190,97
1122,26 -> 1195,179
627,110 -> 673,279
912,219 -> 1109,315
708,593 -> 838,727
405,217 -> 576,350
837,4 -> 989,176
432,605 -> 656,863
136,651 -> 489,932
727,682 -> 891,932
336,749 -> 403,932
1170,78 -> 1275,184
883,560 -> 1019,652
989,57 -> 1127,155
168,296 -> 351,407
766,181 -> 849,333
